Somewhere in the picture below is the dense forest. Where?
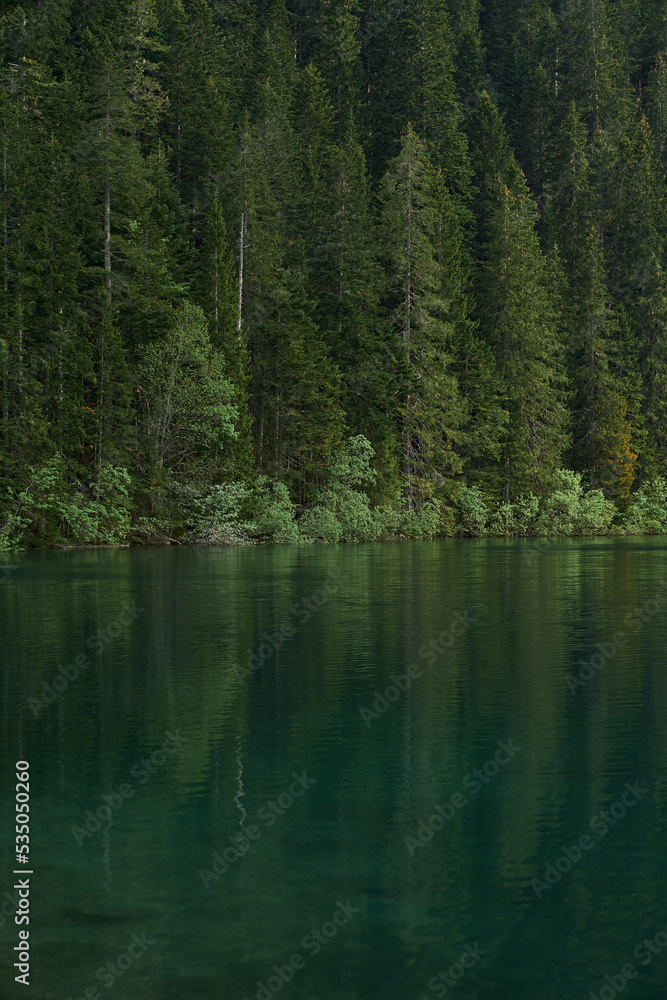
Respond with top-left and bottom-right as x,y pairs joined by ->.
4,0 -> 667,546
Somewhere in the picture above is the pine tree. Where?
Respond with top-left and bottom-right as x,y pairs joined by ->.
318,120 -> 398,498
156,0 -> 234,207
266,275 -> 346,501
307,0 -> 363,139
613,115 -> 667,479
359,0 -> 472,204
442,0 -> 484,103
479,182 -> 570,497
197,188 -> 254,479
561,0 -> 633,137
467,90 -> 523,260
552,104 -> 637,499
646,52 -> 667,173
396,0 -> 472,206
381,124 -> 467,503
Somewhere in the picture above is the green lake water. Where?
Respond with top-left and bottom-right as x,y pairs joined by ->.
1,539 -> 667,999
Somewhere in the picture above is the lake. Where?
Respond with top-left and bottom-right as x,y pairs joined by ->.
1,538 -> 667,999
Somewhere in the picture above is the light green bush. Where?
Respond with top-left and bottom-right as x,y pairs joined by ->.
298,505 -> 344,544
391,499 -> 447,539
456,487 -> 490,536
188,482 -> 253,545
535,470 -> 616,535
577,488 -> 617,534
299,436 -> 383,542
489,493 -> 539,536
535,469 -> 584,535
251,477 -> 299,543
624,477 -> 667,534
0,457 -> 132,547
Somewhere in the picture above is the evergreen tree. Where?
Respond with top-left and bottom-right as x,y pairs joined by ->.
381,124 -> 467,502
561,0 -> 633,137
307,0 -> 363,138
613,115 -> 667,479
3,0 -> 667,542
197,188 -> 254,479
479,182 -> 570,497
467,90 -> 523,260
552,104 -> 637,500
646,52 -> 667,173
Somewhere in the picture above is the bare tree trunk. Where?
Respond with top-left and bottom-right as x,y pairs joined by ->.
591,0 -> 599,134
99,80 -> 112,476
237,210 -> 246,338
213,242 -> 219,341
402,168 -> 413,502
2,146 -> 8,450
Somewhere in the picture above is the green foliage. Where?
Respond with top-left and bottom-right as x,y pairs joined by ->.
187,482 -> 253,546
455,486 -> 490,536
0,457 -> 132,548
624,477 -> 667,533
381,125 -> 467,502
250,477 -> 299,543
489,494 -> 540,536
534,470 -> 617,535
298,504 -> 345,544
299,435 -> 383,542
4,1 -> 667,548
137,302 -> 238,478
382,498 -> 450,539
329,434 -> 376,486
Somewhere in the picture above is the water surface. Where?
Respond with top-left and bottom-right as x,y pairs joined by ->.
1,539 -> 667,999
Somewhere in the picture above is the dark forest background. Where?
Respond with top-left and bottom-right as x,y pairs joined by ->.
3,0 -> 667,545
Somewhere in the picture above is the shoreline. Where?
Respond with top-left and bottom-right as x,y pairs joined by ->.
4,530 -> 665,553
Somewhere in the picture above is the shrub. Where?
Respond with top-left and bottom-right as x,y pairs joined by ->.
251,478 -> 299,543
299,436 -> 383,542
489,493 -> 539,536
535,470 -> 616,535
298,505 -> 344,544
456,487 -> 490,536
535,469 -> 584,535
188,482 -> 253,545
0,458 -> 132,547
624,477 -> 667,534
577,488 -> 617,534
392,499 -> 447,539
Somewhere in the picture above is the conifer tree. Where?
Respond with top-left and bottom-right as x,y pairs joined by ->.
198,188 -> 254,479
613,115 -> 667,479
467,91 -> 523,260
561,0 -> 633,137
479,183 -> 569,497
646,52 -> 667,173
307,0 -> 363,139
553,109 -> 637,498
381,124 -> 467,502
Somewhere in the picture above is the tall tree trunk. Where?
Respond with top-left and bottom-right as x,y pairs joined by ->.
237,210 -> 246,338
